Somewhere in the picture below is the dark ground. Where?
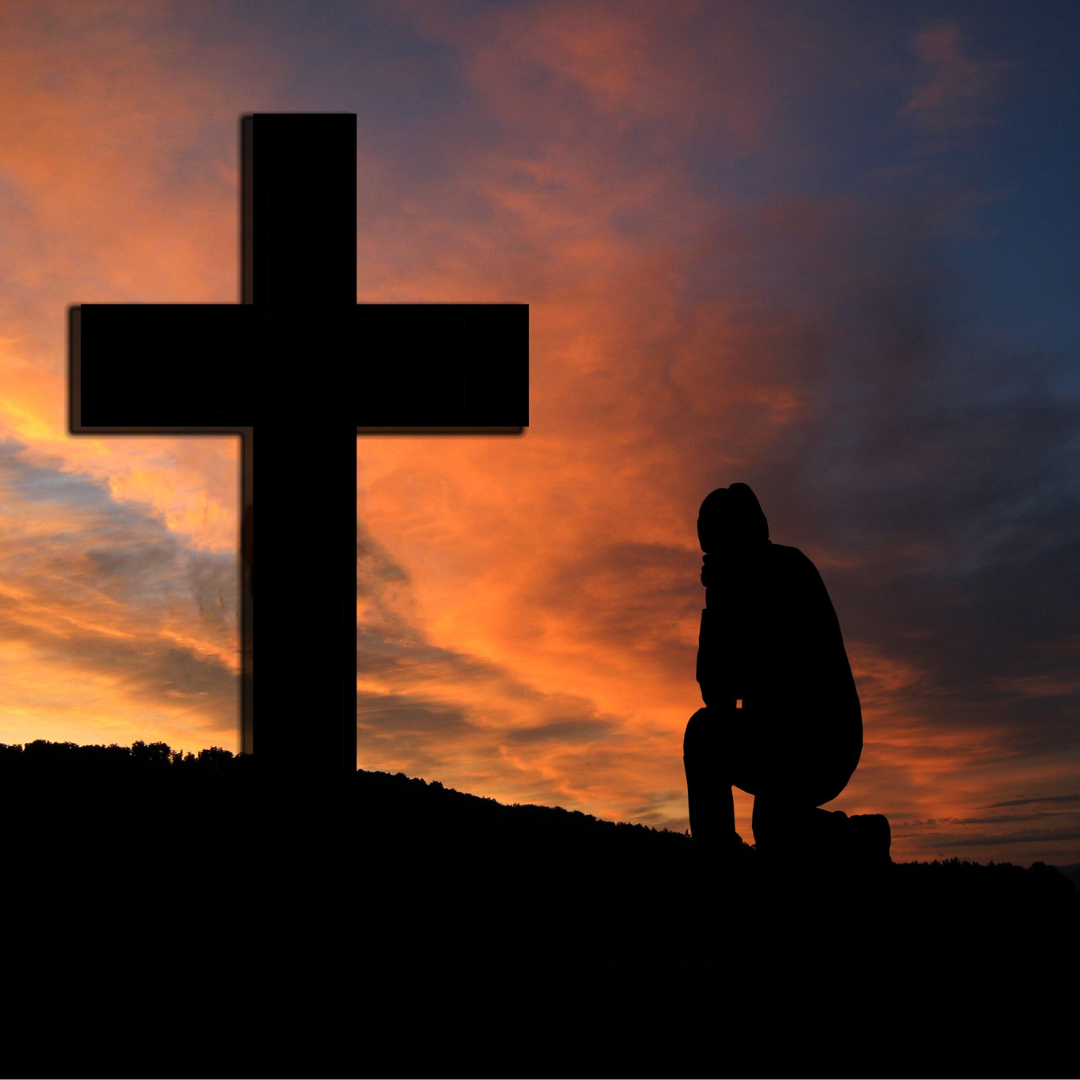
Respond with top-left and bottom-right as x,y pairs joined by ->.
2,741 -> 1077,1078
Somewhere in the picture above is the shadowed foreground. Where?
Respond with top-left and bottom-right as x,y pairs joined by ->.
3,740 -> 1077,1077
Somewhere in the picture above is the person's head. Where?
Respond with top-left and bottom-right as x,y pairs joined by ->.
697,483 -> 769,554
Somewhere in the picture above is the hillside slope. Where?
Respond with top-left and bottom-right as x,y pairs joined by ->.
3,741 -> 1077,1076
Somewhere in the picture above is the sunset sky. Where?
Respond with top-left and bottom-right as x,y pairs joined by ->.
0,1 -> 1076,865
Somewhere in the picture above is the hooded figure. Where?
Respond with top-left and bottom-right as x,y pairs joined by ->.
683,483 -> 864,861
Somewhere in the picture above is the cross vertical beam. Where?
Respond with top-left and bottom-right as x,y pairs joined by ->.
241,114 -> 360,776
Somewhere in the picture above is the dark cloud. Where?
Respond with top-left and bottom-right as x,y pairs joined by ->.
357,692 -> 472,735
507,719 -> 613,745
910,825 -> 1080,851
983,794 -> 1080,810
902,21 -> 1013,143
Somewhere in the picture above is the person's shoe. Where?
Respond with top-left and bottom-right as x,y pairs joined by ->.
848,813 -> 892,868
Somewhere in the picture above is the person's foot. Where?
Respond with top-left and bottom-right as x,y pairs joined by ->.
847,813 -> 892,867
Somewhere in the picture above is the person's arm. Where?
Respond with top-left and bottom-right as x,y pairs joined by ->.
697,581 -> 746,709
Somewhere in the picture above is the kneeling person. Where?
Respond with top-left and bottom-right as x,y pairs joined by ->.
684,484 -> 888,866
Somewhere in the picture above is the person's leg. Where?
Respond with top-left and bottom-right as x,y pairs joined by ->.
752,794 -> 811,859
754,796 -> 857,863
749,721 -> 858,860
683,708 -> 741,859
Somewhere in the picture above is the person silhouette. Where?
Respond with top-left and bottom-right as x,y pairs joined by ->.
683,484 -> 885,866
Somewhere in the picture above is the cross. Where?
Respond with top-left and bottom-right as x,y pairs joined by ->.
69,114 -> 528,775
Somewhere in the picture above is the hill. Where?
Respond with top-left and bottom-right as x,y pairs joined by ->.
2,738 -> 1075,943
2,739 -> 1077,1076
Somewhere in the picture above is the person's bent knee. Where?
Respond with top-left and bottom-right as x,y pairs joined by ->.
683,707 -> 711,758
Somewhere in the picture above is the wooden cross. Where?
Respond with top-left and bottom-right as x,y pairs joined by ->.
69,114 -> 528,774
